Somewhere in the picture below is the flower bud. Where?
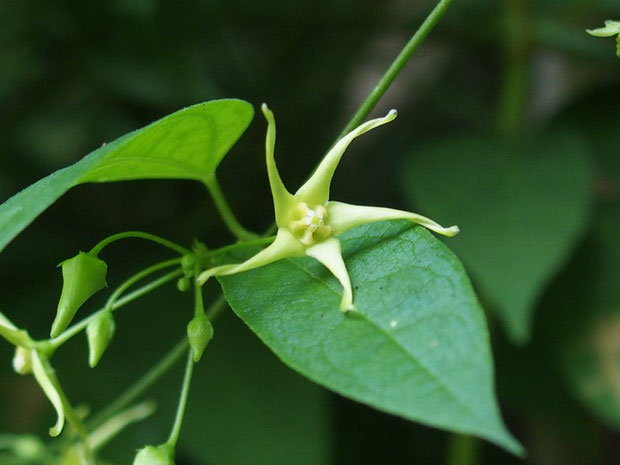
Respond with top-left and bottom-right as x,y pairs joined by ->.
133,444 -> 175,465
86,311 -> 115,367
187,313 -> 214,363
176,277 -> 191,292
51,252 -> 107,338
12,346 -> 32,374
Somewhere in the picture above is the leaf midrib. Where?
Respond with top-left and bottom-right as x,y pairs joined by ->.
285,250 -> 491,428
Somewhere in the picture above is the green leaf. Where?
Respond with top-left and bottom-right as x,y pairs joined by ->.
402,131 -> 593,343
0,99 -> 253,253
219,221 -> 522,454
559,204 -> 620,429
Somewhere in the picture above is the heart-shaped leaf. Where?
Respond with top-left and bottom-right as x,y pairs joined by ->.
0,99 -> 253,253
401,131 -> 593,343
219,221 -> 522,454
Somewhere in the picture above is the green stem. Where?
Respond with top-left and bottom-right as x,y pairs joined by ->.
444,434 -> 479,465
204,176 -> 258,241
206,294 -> 228,321
194,272 -> 205,317
89,231 -> 190,256
166,349 -> 195,448
102,258 -> 182,312
208,235 -> 276,258
48,265 -> 183,350
87,339 -> 188,430
497,0 -> 529,136
336,0 -> 455,140
86,294 -> 227,431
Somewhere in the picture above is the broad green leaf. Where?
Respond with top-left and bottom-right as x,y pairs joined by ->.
219,221 -> 522,454
0,99 -> 253,253
402,131 -> 593,343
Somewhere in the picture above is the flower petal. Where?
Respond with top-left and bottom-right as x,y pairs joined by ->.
31,351 -> 65,437
261,104 -> 297,228
197,228 -> 305,284
305,238 -> 355,312
295,110 -> 397,206
586,20 -> 620,37
327,201 -> 460,237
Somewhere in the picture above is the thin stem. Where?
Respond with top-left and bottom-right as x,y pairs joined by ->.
204,176 -> 258,241
166,349 -> 195,448
49,266 -> 183,350
194,273 -> 205,317
497,0 -> 529,136
208,235 -> 276,258
89,231 -> 190,256
336,0 -> 455,140
102,258 -> 182,312
87,339 -> 188,430
206,294 -> 228,321
86,294 -> 228,431
88,401 -> 155,451
444,434 -> 479,465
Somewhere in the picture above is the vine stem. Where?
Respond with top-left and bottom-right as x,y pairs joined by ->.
89,231 -> 190,256
166,349 -> 195,448
336,0 -> 455,140
497,0 -> 529,136
85,295 -> 227,432
208,236 -> 276,258
204,175 -> 258,241
444,434 -> 479,465
87,339 -> 188,430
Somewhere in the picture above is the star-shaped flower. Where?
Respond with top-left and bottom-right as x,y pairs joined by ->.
198,105 -> 459,311
587,20 -> 620,57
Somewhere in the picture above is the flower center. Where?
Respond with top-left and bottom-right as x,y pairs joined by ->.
289,202 -> 332,246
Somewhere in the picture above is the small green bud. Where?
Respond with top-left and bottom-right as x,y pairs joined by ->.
176,277 -> 191,292
51,252 -> 107,338
86,311 -> 115,367
133,444 -> 175,465
187,313 -> 214,363
180,254 -> 196,275
12,346 -> 32,374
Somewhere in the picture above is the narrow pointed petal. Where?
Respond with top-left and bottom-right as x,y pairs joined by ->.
327,201 -> 460,237
295,110 -> 398,206
31,351 -> 65,437
305,238 -> 355,312
261,104 -> 297,228
197,228 -> 305,284
586,20 -> 620,37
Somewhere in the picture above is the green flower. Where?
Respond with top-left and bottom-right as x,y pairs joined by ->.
198,105 -> 459,311
587,20 -> 620,57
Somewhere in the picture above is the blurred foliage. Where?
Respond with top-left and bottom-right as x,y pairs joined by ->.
1,0 -> 619,464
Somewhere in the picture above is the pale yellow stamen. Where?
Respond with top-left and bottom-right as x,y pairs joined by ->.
288,203 -> 332,246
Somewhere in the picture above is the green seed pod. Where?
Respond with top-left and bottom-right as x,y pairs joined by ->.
187,313 -> 214,363
133,444 -> 175,465
86,311 -> 115,367
51,252 -> 107,338
176,277 -> 191,292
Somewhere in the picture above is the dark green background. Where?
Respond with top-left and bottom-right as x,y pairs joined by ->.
1,1 -> 618,464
